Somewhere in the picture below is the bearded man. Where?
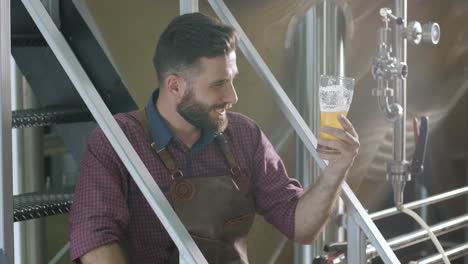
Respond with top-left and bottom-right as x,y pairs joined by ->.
69,12 -> 359,264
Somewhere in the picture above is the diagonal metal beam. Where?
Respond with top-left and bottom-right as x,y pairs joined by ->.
207,1 -> 400,263
180,0 -> 198,15
20,0 -> 206,263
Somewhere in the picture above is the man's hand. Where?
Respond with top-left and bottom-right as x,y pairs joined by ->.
317,114 -> 360,172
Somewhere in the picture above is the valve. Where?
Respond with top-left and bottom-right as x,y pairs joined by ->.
422,22 -> 440,44
405,21 -> 440,45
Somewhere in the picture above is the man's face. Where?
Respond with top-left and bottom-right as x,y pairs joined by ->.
177,51 -> 238,133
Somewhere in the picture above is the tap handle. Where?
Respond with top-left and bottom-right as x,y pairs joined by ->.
411,116 -> 429,175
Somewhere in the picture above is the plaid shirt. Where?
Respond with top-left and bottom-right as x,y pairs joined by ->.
70,92 -> 303,263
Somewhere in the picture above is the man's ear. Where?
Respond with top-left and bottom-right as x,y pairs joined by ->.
165,74 -> 185,99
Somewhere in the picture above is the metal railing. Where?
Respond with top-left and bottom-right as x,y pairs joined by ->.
409,243 -> 468,264
371,186 -> 468,221
331,187 -> 468,263
369,214 -> 468,259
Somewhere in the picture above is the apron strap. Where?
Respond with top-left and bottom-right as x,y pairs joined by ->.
216,134 -> 240,176
136,109 -> 248,191
136,109 -> 183,179
216,134 -> 250,194
157,148 -> 184,179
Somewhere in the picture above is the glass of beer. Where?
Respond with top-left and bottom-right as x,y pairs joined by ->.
318,75 -> 355,153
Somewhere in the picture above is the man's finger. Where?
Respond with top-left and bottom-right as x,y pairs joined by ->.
337,114 -> 358,137
321,126 -> 356,145
318,151 -> 341,161
318,138 -> 348,152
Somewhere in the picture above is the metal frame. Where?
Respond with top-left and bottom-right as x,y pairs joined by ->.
180,0 -> 198,15
371,186 -> 468,220
207,0 -> 399,263
294,6 -> 322,263
347,216 -> 366,263
410,243 -> 468,264
294,3 -> 345,263
368,214 -> 468,259
48,241 -> 69,264
0,0 -> 14,262
330,193 -> 468,263
179,2 -> 199,262
21,0 -> 207,263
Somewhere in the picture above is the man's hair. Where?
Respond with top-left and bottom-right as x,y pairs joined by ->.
154,12 -> 238,83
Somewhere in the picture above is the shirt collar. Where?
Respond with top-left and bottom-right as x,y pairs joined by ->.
145,89 -> 218,153
145,89 -> 172,152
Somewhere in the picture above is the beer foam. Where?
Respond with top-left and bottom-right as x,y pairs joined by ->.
319,85 -> 354,112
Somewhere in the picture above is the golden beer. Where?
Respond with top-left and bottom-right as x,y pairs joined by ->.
319,111 -> 347,140
318,75 -> 354,154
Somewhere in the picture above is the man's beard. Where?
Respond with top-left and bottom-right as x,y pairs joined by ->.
177,88 -> 229,133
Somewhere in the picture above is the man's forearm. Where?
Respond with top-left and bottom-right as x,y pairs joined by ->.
81,242 -> 127,264
293,114 -> 359,244
294,165 -> 348,244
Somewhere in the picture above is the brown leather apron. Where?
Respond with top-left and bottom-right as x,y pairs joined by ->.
137,110 -> 255,264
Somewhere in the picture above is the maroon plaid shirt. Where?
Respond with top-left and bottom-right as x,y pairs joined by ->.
69,111 -> 303,263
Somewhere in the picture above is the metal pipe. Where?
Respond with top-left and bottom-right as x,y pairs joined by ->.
387,0 -> 409,209
22,74 -> 46,263
0,0 -> 14,262
334,214 -> 468,263
294,7 -> 317,263
207,1 -> 400,263
367,214 -> 468,259
378,93 -> 393,118
370,186 -> 468,220
11,56 -> 26,264
393,0 -> 407,164
295,2 -> 346,262
347,216 -> 366,263
409,243 -> 468,264
322,0 -> 346,248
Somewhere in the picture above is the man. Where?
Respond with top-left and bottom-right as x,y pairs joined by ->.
70,12 -> 359,264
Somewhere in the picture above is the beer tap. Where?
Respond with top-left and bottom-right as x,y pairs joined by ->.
371,5 -> 439,208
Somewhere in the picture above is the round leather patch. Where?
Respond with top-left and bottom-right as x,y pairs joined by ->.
171,179 -> 195,201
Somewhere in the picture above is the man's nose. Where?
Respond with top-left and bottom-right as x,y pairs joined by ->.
224,82 -> 238,105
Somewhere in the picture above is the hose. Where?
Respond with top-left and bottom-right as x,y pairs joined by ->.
400,206 -> 450,264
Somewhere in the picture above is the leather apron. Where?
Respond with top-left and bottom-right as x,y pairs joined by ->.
137,110 -> 255,264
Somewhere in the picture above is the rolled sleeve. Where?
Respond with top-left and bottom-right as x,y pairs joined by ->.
69,127 -> 130,261
252,127 -> 303,240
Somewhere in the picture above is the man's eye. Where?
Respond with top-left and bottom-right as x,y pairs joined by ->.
214,81 -> 226,88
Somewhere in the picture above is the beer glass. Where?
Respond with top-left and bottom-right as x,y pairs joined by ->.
318,75 -> 355,153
